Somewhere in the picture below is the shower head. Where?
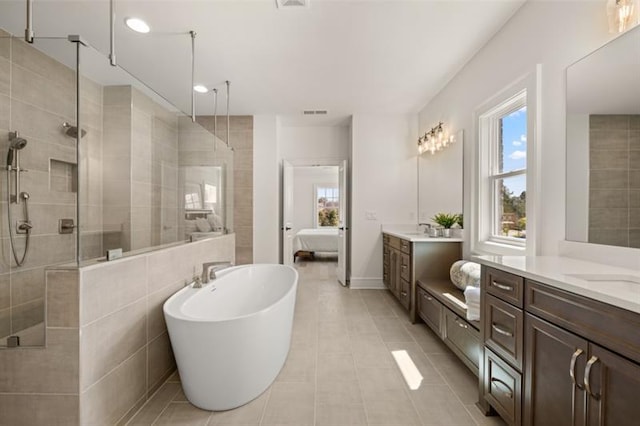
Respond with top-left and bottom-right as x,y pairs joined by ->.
7,131 -> 27,167
62,122 -> 87,138
8,132 -> 27,150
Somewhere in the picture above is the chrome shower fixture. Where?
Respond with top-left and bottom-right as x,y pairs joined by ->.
62,122 -> 87,138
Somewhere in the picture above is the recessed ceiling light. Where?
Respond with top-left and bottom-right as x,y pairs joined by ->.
125,18 -> 150,34
193,85 -> 209,93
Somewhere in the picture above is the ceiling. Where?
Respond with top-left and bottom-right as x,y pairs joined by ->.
0,0 -> 525,118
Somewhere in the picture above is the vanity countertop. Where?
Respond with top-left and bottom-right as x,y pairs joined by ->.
473,255 -> 640,314
383,229 -> 463,243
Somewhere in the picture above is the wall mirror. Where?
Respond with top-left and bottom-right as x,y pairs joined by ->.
566,25 -> 640,248
418,130 -> 464,230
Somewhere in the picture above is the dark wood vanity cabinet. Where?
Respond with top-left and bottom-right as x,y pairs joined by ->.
383,233 -> 461,322
480,265 -> 640,426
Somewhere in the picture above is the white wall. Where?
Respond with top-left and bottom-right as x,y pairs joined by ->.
418,1 -> 616,258
279,125 -> 350,161
253,115 -> 280,264
350,114 -> 418,288
292,167 -> 339,233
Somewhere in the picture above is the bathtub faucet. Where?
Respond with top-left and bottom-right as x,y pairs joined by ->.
202,261 -> 233,284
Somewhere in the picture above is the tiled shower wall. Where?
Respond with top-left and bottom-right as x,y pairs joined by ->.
589,114 -> 640,247
198,116 -> 253,264
101,86 -> 179,254
0,31 -> 103,344
0,234 -> 235,425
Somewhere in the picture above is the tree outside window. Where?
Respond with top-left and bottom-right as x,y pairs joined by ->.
317,187 -> 339,227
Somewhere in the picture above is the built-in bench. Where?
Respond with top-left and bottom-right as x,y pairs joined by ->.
416,278 -> 480,376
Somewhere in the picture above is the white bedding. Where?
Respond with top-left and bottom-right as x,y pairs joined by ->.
293,228 -> 339,254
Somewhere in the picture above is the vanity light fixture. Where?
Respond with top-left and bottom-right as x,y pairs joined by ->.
418,122 -> 455,155
607,0 -> 637,33
125,17 -> 150,33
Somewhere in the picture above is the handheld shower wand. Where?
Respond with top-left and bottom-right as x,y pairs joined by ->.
6,131 -> 31,266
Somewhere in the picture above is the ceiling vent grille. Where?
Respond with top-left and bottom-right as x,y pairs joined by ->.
303,110 -> 328,115
276,0 -> 310,9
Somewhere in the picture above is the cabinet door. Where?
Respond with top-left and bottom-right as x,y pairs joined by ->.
585,343 -> 640,426
383,243 -> 390,287
524,313 -> 589,426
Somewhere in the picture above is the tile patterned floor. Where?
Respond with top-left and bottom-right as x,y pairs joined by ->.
127,256 -> 505,426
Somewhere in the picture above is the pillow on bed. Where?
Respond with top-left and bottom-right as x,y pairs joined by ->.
195,217 -> 213,232
207,214 -> 223,230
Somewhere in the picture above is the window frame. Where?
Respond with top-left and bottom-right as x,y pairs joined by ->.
473,68 -> 540,256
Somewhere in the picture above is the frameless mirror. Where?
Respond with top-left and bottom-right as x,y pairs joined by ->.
417,130 -> 464,231
566,25 -> 640,248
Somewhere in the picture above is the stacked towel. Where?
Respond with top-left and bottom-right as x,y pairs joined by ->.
464,286 -> 481,322
450,260 -> 481,290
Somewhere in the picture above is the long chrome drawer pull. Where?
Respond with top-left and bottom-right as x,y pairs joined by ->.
490,377 -> 513,399
454,317 -> 469,329
491,323 -> 514,337
584,356 -> 600,400
491,281 -> 514,292
569,349 -> 585,390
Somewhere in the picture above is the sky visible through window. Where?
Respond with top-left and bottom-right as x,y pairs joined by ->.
501,107 -> 527,196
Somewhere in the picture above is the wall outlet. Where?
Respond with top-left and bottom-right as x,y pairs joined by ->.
365,210 -> 377,221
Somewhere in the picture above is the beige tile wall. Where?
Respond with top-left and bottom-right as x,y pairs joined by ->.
197,116 -> 253,264
589,114 -> 640,247
0,234 -> 235,425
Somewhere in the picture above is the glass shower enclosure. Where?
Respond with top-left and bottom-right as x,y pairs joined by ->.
0,30 -> 234,348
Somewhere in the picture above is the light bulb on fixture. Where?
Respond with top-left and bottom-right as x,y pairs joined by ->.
125,17 -> 150,34
193,85 -> 209,93
607,0 -> 636,33
418,121 -> 456,155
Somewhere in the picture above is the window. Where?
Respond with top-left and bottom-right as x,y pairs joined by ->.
475,71 -> 538,255
316,186 -> 339,227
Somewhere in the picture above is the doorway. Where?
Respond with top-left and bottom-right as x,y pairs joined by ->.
282,160 -> 349,286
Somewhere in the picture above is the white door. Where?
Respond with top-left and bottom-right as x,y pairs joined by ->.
282,160 -> 295,266
337,160 -> 348,285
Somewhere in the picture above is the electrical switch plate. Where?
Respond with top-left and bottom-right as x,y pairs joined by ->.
365,210 -> 377,220
106,248 -> 123,261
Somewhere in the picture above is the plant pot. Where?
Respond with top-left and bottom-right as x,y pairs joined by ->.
442,228 -> 452,238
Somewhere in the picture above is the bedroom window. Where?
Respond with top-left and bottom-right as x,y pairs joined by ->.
316,186 -> 339,228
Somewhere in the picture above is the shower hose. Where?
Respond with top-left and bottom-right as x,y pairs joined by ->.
6,167 -> 30,266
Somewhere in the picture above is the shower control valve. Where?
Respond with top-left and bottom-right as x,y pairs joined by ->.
16,220 -> 32,234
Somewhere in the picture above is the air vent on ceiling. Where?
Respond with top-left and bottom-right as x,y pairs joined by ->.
303,110 -> 328,115
276,0 -> 310,9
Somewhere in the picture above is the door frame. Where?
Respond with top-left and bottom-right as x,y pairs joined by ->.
280,157 -> 350,285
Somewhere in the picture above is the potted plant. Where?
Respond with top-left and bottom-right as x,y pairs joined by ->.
432,212 -> 458,237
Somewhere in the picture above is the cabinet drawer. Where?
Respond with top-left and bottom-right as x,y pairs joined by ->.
443,308 -> 480,373
484,348 -> 522,426
526,280 -> 640,365
484,267 -> 524,308
484,294 -> 523,371
400,239 -> 411,255
399,279 -> 410,310
417,287 -> 442,336
388,235 -> 401,250
400,253 -> 410,282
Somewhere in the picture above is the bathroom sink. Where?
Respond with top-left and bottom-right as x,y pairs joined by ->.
565,273 -> 640,288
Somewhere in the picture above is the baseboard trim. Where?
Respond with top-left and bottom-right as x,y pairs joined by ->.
349,277 -> 386,290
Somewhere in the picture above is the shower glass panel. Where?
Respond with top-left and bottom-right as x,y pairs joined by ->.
76,42 -> 233,262
0,33 -> 78,348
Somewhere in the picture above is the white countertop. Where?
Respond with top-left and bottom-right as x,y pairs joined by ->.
473,255 -> 640,314
383,229 -> 463,243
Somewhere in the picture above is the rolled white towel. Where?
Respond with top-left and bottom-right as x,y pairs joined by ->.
464,286 -> 481,321
450,260 -> 481,291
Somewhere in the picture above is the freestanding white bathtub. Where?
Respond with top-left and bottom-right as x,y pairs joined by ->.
163,264 -> 298,410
